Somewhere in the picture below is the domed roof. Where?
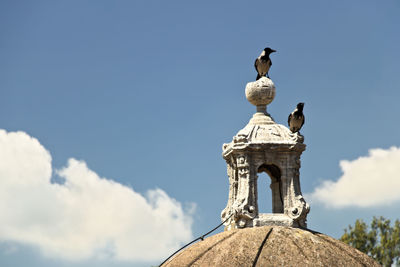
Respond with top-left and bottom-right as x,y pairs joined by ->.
235,115 -> 302,145
222,113 -> 305,159
162,226 -> 379,267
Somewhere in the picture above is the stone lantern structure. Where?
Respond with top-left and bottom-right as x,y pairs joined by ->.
221,77 -> 310,230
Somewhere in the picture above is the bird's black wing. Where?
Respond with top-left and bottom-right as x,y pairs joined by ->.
301,115 -> 305,128
288,113 -> 292,126
254,58 -> 258,72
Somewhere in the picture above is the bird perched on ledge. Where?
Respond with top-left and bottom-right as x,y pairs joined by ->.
254,47 -> 276,80
288,102 -> 305,133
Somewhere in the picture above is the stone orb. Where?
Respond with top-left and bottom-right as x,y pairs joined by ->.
245,77 -> 276,107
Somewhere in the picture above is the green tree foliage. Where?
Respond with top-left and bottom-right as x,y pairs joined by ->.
341,216 -> 400,266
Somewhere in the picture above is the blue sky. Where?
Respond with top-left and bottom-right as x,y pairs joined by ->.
1,1 -> 400,266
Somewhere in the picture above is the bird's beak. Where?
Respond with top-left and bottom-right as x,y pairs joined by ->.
271,49 -> 276,53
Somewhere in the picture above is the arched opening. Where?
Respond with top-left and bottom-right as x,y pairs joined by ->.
257,164 -> 283,214
257,171 -> 273,214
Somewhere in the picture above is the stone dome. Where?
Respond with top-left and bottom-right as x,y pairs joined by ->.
235,117 -> 302,145
222,112 -> 305,160
162,226 -> 379,267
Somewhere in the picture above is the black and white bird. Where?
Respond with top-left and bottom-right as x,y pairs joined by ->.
288,102 -> 305,133
254,47 -> 276,80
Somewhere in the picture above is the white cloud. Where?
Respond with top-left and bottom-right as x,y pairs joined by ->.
309,146 -> 400,208
0,129 -> 195,262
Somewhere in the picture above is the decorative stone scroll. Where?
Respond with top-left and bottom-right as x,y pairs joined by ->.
221,77 -> 310,230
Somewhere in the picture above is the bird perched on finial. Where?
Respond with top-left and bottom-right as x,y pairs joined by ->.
288,103 -> 305,133
254,47 -> 276,80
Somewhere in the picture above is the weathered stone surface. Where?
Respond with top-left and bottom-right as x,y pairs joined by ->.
162,226 -> 380,267
245,77 -> 276,108
221,78 -> 309,229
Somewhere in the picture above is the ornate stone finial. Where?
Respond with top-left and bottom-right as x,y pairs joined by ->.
245,77 -> 275,114
221,77 -> 309,231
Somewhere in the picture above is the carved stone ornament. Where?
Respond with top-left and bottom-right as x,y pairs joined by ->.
221,77 -> 309,230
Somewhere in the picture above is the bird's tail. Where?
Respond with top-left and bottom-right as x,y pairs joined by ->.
256,74 -> 261,80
